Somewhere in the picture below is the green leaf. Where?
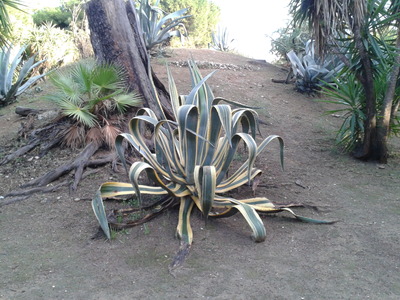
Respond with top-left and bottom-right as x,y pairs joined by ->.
176,196 -> 194,244
92,189 -> 111,239
194,165 -> 216,217
281,208 -> 336,224
233,201 -> 266,242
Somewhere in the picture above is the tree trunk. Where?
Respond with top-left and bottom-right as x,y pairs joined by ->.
375,21 -> 400,163
352,24 -> 378,160
85,0 -> 173,120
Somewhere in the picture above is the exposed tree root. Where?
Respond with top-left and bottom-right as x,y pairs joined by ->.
1,107 -> 132,205
0,120 -> 67,165
0,196 -> 30,207
21,142 -> 115,193
0,138 -> 41,165
107,196 -> 176,229
15,106 -> 44,117
1,168 -> 103,207
271,68 -> 294,84
1,134 -> 116,204
5,180 -> 70,198
271,78 -> 295,84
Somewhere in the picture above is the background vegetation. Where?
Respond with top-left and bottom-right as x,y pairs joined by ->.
32,0 -> 82,29
1,0 -> 399,162
159,0 -> 220,47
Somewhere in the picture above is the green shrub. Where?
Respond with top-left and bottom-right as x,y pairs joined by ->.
270,23 -> 311,62
160,0 -> 220,47
26,22 -> 78,73
32,7 -> 71,29
32,0 -> 83,29
8,10 -> 31,42
321,74 -> 366,152
323,62 -> 400,152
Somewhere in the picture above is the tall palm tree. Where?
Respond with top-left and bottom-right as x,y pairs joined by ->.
0,0 -> 24,47
289,0 -> 400,162
290,0 -> 367,54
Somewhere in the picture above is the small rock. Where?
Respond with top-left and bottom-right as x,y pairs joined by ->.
27,157 -> 33,162
37,110 -> 58,120
377,164 -> 385,169
74,198 -> 81,202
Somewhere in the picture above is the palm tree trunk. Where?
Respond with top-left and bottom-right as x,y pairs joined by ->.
352,23 -> 378,160
85,0 -> 173,120
375,21 -> 400,163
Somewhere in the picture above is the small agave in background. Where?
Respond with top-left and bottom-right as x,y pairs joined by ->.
287,40 -> 344,94
210,25 -> 235,52
134,0 -> 190,51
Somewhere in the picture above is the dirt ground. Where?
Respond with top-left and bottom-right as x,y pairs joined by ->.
1,48 -> 399,299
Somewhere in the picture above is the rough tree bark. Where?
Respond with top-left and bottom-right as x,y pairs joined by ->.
85,0 -> 173,120
352,24 -> 378,161
375,20 -> 400,163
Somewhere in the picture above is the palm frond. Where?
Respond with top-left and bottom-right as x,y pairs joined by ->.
61,124 -> 85,149
85,126 -> 104,147
290,0 -> 366,55
102,123 -> 121,148
113,92 -> 142,114
57,99 -> 97,128
92,63 -> 126,92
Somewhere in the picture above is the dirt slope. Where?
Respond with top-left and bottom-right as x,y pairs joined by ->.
0,48 -> 399,299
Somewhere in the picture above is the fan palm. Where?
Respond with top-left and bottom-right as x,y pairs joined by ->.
45,60 -> 142,148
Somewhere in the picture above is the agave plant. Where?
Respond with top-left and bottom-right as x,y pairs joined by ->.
134,0 -> 190,51
0,44 -> 46,107
92,61 -> 331,267
45,59 -> 141,148
210,26 -> 235,52
287,40 -> 344,94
